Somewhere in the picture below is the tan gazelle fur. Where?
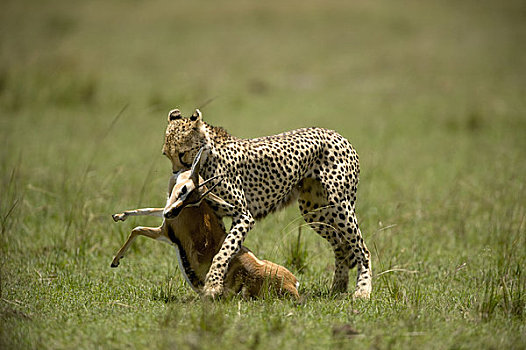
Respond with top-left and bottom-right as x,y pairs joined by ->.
111,153 -> 299,299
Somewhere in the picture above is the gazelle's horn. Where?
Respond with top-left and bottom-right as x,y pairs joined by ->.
197,174 -> 221,189
198,177 -> 224,201
190,148 -> 204,185
199,177 -> 234,208
185,176 -> 234,209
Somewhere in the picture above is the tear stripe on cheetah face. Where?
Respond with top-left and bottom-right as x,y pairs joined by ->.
163,108 -> 372,299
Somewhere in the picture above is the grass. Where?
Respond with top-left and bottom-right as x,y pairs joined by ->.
1,0 -> 525,348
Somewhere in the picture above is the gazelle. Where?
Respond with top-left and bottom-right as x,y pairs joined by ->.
111,152 -> 299,299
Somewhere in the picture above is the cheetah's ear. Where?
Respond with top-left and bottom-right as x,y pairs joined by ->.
168,109 -> 182,121
189,108 -> 202,123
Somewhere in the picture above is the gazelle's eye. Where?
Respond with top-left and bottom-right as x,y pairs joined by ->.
181,186 -> 187,195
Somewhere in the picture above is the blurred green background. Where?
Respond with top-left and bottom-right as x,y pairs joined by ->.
1,0 -> 525,349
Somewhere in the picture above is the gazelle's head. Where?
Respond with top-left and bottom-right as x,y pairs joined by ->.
163,148 -> 231,219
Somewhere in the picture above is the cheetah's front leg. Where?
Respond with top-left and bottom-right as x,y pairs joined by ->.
202,212 -> 255,299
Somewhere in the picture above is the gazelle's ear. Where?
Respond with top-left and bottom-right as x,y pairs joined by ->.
190,148 -> 203,184
189,108 -> 202,122
206,192 -> 235,209
168,109 -> 182,121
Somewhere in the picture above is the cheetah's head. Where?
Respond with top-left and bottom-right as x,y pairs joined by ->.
162,108 -> 206,172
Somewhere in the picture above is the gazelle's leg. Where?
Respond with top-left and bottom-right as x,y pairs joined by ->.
112,208 -> 164,222
112,170 -> 178,222
111,226 -> 162,267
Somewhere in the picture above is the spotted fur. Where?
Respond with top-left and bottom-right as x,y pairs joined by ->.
162,108 -> 372,299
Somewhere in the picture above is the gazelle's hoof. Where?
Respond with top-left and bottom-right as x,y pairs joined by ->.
110,260 -> 120,268
112,213 -> 126,222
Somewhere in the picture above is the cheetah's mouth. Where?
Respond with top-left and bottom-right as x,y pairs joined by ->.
178,146 -> 202,169
178,152 -> 191,168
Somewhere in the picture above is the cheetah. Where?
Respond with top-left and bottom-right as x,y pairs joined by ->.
162,108 -> 371,299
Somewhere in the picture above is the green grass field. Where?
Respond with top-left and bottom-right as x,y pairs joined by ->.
1,0 -> 525,348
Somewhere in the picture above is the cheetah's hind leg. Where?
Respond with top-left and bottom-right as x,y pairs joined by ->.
297,178 -> 371,298
297,178 -> 351,293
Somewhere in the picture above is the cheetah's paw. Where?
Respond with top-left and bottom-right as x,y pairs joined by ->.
201,284 -> 223,300
353,288 -> 371,299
